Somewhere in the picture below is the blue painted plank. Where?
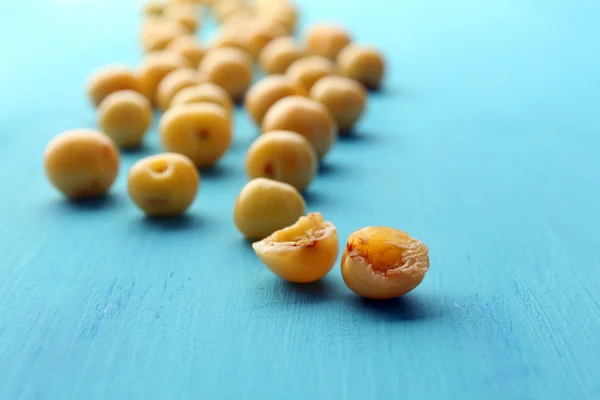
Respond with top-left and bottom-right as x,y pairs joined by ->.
0,0 -> 599,399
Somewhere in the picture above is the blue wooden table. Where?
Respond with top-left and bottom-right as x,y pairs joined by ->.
1,1 -> 599,399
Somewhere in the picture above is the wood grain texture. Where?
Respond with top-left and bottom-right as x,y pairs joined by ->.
1,0 -> 599,399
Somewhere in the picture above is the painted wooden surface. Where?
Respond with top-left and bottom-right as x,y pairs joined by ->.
1,0 -> 599,399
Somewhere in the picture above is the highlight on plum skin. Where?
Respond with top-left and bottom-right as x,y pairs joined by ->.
155,67 -> 203,111
261,95 -> 337,159
259,36 -> 305,75
244,74 -> 305,126
305,23 -> 352,61
87,65 -> 143,108
167,34 -> 206,69
138,50 -> 190,104
97,90 -> 152,149
252,212 -> 339,283
245,130 -> 317,192
43,129 -> 120,200
341,226 -> 430,299
233,177 -> 306,240
170,82 -> 233,114
336,44 -> 386,90
309,75 -> 367,133
198,46 -> 253,102
127,152 -> 200,217
159,102 -> 232,168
